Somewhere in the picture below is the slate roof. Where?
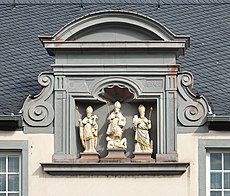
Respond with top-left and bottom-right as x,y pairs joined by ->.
0,0 -> 230,115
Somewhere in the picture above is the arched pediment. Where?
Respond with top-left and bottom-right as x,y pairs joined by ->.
67,22 -> 162,41
40,10 -> 190,57
46,10 -> 188,42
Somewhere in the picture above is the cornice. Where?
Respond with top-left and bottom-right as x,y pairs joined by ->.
41,162 -> 189,176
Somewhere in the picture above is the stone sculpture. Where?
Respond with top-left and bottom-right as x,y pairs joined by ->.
106,101 -> 127,149
133,104 -> 152,153
79,106 -> 98,152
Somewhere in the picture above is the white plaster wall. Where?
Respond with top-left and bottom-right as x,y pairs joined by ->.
0,131 -> 230,196
35,175 -> 188,196
177,131 -> 230,196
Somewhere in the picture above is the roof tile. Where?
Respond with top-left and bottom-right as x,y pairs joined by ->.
0,3 -> 229,115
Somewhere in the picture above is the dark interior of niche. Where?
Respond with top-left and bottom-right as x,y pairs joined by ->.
75,100 -> 157,158
98,85 -> 135,103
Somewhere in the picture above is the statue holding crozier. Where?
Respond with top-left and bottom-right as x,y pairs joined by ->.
133,104 -> 152,153
79,106 -> 98,152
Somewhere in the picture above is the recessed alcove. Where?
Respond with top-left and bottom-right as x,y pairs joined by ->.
75,100 -> 157,158
98,84 -> 135,103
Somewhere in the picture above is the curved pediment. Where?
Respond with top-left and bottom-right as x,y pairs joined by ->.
40,10 -> 190,57
44,10 -> 188,42
67,22 -> 162,41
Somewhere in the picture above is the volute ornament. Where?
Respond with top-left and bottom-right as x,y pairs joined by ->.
177,72 -> 209,126
22,73 -> 54,127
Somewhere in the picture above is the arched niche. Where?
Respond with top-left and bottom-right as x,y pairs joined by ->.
90,77 -> 141,103
97,84 -> 135,103
72,76 -> 158,158
74,99 -> 158,158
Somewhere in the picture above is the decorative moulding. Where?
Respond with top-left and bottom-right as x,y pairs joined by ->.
41,162 -> 189,176
51,64 -> 180,76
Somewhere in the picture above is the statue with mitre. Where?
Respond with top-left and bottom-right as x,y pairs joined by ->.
133,104 -> 152,153
106,101 -> 127,149
79,106 -> 98,152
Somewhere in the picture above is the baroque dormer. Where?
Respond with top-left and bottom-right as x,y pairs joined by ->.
22,11 -> 209,165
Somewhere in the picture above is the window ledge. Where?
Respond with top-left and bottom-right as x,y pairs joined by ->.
41,162 -> 189,176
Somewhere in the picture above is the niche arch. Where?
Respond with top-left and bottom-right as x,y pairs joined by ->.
91,76 -> 141,103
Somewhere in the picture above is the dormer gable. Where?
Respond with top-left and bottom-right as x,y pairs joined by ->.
39,11 -> 189,57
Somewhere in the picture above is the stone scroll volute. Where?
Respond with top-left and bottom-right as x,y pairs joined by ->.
22,72 -> 54,133
177,72 -> 209,127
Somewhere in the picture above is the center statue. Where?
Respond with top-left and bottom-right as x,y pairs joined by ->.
106,101 -> 127,149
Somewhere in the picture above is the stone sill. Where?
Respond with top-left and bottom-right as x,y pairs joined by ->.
41,162 -> 189,176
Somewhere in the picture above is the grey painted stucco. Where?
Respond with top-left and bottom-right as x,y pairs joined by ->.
22,11 -> 209,162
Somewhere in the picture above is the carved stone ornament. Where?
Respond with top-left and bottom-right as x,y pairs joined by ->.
79,106 -> 98,153
90,77 -> 140,103
22,72 -> 54,132
177,72 -> 209,126
133,104 -> 152,153
98,84 -> 135,103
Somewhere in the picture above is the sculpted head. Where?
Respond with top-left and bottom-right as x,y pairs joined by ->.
86,106 -> 93,118
114,101 -> 121,113
138,104 -> 145,118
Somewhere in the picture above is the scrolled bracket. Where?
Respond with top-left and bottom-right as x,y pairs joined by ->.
177,72 -> 209,127
22,72 -> 54,133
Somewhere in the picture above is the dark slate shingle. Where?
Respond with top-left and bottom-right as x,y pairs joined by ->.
0,3 -> 229,115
